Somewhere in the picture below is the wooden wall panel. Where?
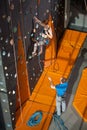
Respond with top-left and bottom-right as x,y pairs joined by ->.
16,24 -> 30,109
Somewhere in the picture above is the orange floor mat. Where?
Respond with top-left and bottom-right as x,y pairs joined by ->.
16,101 -> 55,130
73,68 -> 87,122
15,29 -> 87,130
44,29 -> 86,77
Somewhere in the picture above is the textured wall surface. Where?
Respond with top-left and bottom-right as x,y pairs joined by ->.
0,0 -> 65,129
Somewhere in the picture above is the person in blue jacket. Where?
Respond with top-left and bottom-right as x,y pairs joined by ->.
48,77 -> 68,116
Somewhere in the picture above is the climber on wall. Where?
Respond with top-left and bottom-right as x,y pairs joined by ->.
48,77 -> 68,116
29,16 -> 53,59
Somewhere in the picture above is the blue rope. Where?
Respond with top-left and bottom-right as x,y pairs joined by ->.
27,111 -> 43,127
53,113 -> 68,130
27,110 -> 68,129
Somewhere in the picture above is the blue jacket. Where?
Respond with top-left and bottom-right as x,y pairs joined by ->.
55,82 -> 68,96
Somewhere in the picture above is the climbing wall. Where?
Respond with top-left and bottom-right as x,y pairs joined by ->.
15,29 -> 86,130
0,0 -> 19,129
0,0 -> 66,129
16,24 -> 30,109
20,0 -> 52,92
22,0 -> 65,92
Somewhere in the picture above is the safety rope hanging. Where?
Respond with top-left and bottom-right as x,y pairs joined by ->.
36,0 -> 43,71
8,0 -> 23,123
19,0 -> 27,59
84,0 -> 87,11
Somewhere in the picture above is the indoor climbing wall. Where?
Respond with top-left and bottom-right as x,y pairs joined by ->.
0,0 -> 66,129
51,0 -> 65,40
21,0 -> 65,92
22,0 -> 52,92
0,0 -> 19,129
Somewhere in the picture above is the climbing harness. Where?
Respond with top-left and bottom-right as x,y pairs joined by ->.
27,111 -> 43,127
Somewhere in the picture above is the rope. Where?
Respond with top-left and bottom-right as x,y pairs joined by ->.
53,113 -> 68,130
27,111 -> 43,127
19,0 -> 27,59
84,0 -> 87,11
8,0 -> 23,123
27,109 -> 68,129
38,49 -> 42,72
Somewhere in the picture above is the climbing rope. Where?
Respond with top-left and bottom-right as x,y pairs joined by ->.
27,110 -> 68,130
53,113 -> 68,130
38,54 -> 43,72
27,111 -> 43,127
84,0 -> 87,11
